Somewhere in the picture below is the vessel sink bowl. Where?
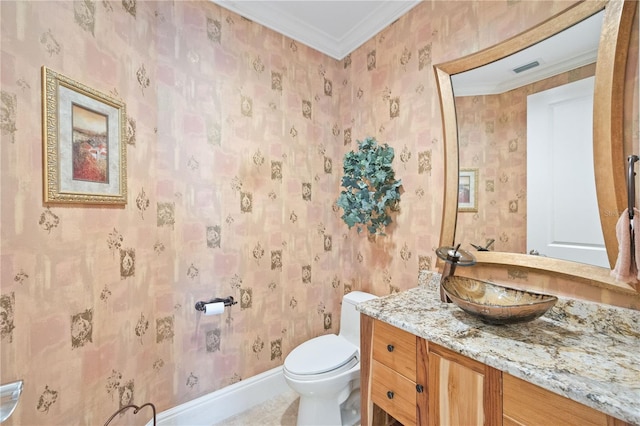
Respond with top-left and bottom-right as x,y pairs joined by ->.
0,380 -> 23,422
442,276 -> 558,325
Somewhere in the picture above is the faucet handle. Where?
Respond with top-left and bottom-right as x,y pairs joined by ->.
435,245 -> 476,266
471,238 -> 495,251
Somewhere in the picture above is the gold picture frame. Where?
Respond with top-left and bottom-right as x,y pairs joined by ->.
42,66 -> 127,205
458,168 -> 478,212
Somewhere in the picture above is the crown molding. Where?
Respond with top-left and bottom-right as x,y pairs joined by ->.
211,1 -> 420,60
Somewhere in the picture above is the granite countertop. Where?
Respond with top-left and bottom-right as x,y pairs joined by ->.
357,273 -> 640,425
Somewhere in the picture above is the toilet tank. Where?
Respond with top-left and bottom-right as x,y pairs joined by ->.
338,291 -> 377,346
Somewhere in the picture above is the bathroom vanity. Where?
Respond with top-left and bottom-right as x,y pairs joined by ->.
357,274 -> 640,426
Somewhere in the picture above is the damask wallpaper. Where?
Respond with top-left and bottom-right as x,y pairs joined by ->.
0,0 -> 609,424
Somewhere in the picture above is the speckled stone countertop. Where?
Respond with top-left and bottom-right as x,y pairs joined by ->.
357,272 -> 640,425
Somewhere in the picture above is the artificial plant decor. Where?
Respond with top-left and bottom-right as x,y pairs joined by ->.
337,137 -> 402,235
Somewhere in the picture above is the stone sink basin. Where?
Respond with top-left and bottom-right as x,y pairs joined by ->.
441,276 -> 558,325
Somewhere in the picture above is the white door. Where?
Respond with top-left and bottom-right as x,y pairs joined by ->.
527,76 -> 609,268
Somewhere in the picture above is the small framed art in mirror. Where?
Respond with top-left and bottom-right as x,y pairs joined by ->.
458,168 -> 478,212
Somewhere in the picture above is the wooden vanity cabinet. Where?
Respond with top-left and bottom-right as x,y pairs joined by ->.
362,316 -> 631,426
361,316 -> 498,426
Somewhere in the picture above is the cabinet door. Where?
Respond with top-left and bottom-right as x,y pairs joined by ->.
428,343 -> 502,426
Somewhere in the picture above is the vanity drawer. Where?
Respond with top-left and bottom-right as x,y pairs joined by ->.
372,359 -> 417,426
373,320 -> 417,381
503,374 -> 611,426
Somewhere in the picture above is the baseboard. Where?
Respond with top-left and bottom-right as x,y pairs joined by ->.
151,365 -> 288,425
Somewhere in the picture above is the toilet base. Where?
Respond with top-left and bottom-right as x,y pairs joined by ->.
340,389 -> 361,426
295,387 -> 360,426
296,395 -> 341,426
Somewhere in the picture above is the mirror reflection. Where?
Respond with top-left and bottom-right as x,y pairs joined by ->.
451,11 -> 610,268
435,0 -> 637,294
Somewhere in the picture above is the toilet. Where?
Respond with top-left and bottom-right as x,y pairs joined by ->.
283,291 -> 377,426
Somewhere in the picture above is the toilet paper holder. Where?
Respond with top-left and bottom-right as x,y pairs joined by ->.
194,296 -> 236,312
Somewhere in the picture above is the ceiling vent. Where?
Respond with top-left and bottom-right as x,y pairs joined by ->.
513,60 -> 540,74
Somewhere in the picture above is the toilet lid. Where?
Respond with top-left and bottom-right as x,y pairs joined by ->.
284,334 -> 358,375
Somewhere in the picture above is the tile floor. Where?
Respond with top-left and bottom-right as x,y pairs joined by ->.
212,390 -> 300,426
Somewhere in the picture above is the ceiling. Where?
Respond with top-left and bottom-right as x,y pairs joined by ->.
452,10 -> 603,96
211,1 -> 421,60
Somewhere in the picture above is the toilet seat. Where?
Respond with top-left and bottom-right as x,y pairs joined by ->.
284,334 -> 359,380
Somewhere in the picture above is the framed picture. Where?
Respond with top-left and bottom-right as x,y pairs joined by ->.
458,168 -> 478,212
42,66 -> 127,205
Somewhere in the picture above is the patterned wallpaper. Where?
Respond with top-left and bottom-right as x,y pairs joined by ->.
456,64 -> 596,254
0,0 -> 619,424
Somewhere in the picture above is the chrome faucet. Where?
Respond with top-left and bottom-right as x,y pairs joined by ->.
435,244 -> 476,302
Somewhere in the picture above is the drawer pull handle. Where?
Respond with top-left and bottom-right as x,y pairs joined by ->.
387,344 -> 394,352
416,384 -> 424,393
387,391 -> 394,399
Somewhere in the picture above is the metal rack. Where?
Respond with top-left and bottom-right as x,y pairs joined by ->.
104,402 -> 156,426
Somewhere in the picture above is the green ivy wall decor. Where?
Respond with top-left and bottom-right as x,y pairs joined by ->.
337,137 -> 402,235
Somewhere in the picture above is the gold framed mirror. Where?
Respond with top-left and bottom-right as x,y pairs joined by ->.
434,0 -> 638,295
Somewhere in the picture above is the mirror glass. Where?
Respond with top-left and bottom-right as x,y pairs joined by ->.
434,0 -> 637,292
452,11 -> 608,268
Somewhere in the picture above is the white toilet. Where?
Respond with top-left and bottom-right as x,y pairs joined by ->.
283,291 -> 377,426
